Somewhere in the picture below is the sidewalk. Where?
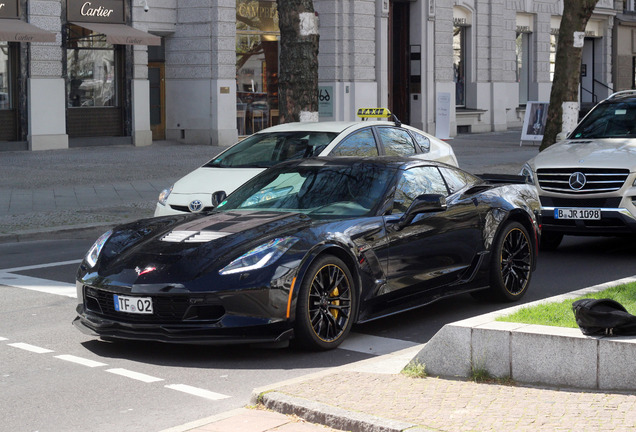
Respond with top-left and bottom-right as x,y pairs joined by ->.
13,131 -> 636,432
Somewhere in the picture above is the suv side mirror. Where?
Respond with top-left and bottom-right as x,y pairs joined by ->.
399,194 -> 447,228
211,191 -> 227,207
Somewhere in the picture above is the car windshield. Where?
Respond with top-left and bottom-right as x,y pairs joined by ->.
216,161 -> 395,219
570,100 -> 636,139
203,131 -> 338,168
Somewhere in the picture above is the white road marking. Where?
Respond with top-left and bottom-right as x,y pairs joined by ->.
165,384 -> 230,401
1,259 -> 83,273
0,337 -> 7,341
55,354 -> 107,368
8,342 -> 54,354
0,272 -> 76,298
106,368 -> 164,383
339,332 -> 419,356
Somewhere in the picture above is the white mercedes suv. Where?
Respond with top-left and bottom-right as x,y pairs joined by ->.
521,91 -> 636,250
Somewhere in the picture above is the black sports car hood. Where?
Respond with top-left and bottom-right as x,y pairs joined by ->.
93,211 -> 311,282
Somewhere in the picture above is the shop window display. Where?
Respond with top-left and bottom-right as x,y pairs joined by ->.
0,42 -> 10,110
66,24 -> 118,108
236,0 -> 279,135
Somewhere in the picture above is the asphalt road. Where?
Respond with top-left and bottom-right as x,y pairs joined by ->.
2,233 -> 635,431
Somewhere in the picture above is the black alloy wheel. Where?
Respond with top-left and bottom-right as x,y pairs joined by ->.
490,221 -> 533,301
295,255 -> 355,350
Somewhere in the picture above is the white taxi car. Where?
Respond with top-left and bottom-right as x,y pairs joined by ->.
521,91 -> 636,249
155,109 -> 458,216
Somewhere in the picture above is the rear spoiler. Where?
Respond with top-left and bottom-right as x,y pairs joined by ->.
478,173 -> 529,185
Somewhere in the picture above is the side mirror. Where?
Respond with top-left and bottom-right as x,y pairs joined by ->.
399,194 -> 447,228
211,191 -> 227,207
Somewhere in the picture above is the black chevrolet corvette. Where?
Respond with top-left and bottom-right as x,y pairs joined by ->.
74,157 -> 540,350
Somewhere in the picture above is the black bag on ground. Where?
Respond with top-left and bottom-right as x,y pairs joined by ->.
572,298 -> 636,336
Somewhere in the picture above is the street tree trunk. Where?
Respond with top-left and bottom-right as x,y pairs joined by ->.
540,0 -> 599,151
276,0 -> 320,124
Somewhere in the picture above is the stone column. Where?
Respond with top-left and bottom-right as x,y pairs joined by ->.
28,0 -> 68,150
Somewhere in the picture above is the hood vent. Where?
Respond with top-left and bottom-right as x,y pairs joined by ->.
161,230 -> 230,243
567,140 -> 593,144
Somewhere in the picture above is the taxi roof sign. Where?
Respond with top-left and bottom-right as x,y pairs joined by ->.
357,108 -> 392,118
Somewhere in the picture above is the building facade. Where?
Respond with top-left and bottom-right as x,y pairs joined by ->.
0,0 -> 624,151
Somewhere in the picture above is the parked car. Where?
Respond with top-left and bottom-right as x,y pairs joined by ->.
75,157 -> 539,350
154,109 -> 458,216
520,90 -> 636,250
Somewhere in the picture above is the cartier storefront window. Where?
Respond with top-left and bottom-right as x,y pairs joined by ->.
66,24 -> 118,108
65,23 -> 124,138
0,41 -> 18,142
0,42 -> 11,110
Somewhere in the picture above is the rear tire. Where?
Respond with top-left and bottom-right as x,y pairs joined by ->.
540,232 -> 563,251
294,255 -> 355,351
489,221 -> 534,302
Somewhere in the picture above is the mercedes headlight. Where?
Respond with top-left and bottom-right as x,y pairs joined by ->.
219,237 -> 299,275
519,164 -> 534,185
85,230 -> 112,268
158,185 -> 173,206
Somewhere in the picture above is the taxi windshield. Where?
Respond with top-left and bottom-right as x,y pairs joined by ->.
204,131 -> 337,168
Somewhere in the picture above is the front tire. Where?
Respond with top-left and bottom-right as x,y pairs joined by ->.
295,255 -> 355,350
489,221 -> 534,302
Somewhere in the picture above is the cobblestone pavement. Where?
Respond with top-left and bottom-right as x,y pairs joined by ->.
269,371 -> 636,432
0,141 -> 223,236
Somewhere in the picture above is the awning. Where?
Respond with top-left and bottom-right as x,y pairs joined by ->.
71,22 -> 161,46
0,18 -> 56,43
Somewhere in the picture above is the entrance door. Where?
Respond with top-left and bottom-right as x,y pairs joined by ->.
149,62 -> 165,140
389,1 -> 410,124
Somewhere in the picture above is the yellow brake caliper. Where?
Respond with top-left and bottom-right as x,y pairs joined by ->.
329,287 -> 340,319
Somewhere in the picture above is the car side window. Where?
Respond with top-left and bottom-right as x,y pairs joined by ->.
438,166 -> 467,194
330,128 -> 379,157
412,132 -> 431,153
392,167 -> 449,214
378,127 -> 417,156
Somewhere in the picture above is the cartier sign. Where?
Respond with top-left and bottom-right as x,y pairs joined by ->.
0,0 -> 18,18
67,0 -> 124,23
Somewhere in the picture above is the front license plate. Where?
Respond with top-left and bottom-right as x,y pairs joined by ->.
113,294 -> 153,314
554,208 -> 601,220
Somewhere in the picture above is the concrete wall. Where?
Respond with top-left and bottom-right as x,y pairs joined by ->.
414,276 -> 636,390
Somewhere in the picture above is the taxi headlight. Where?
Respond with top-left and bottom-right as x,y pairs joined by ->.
158,185 -> 173,206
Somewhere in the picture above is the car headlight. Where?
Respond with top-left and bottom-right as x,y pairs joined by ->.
85,230 -> 112,268
219,237 -> 299,275
158,185 -> 173,206
519,164 -> 534,185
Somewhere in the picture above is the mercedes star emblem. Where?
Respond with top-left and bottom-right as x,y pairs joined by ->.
188,200 -> 203,212
568,172 -> 586,190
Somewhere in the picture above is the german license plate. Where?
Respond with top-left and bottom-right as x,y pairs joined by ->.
113,294 -> 153,314
554,208 -> 601,220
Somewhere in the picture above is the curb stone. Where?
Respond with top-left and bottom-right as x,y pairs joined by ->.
259,391 -> 430,432
0,221 -> 125,244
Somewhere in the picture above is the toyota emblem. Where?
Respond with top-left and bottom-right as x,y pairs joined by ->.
188,200 -> 204,212
568,172 -> 586,190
